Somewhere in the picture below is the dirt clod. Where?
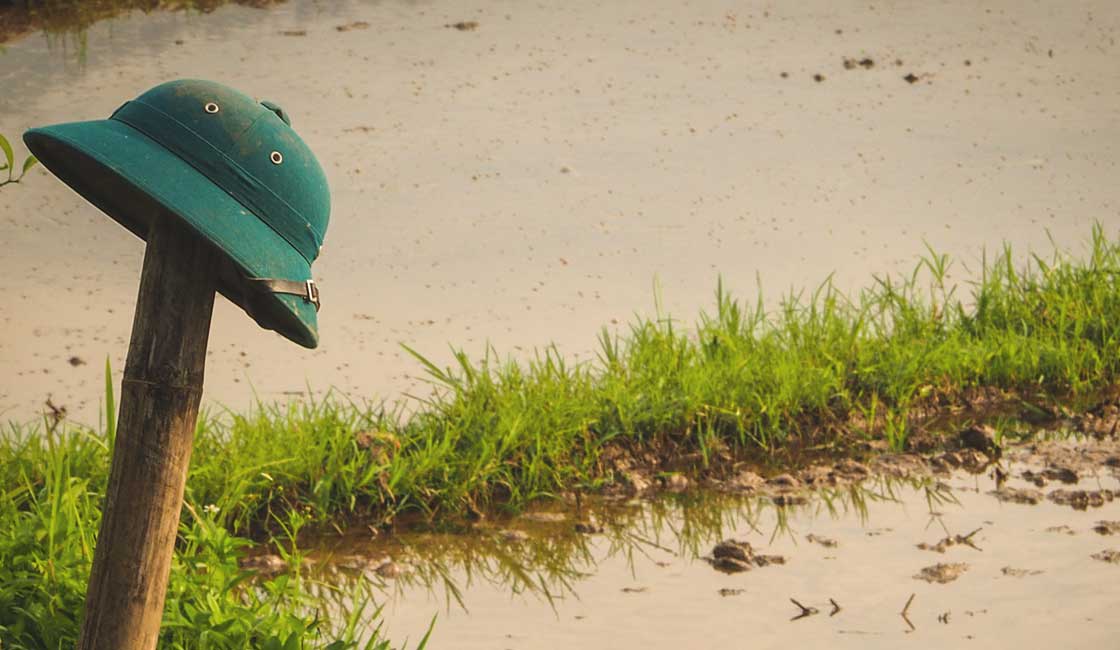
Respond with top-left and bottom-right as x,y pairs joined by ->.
959,424 -> 998,455
67,356 -> 85,367
914,562 -> 968,584
728,469 -> 765,492
718,588 -> 745,597
990,486 -> 1043,505
238,553 -> 286,575
706,539 -> 785,573
447,21 -> 479,31
767,473 -> 800,488
1047,489 -> 1115,511
374,560 -> 407,579
663,473 -> 690,492
903,72 -> 920,84
772,494 -> 808,507
1092,521 -> 1120,535
1091,549 -> 1120,564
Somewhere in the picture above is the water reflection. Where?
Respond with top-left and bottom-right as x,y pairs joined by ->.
306,475 -> 954,611
0,0 -> 284,45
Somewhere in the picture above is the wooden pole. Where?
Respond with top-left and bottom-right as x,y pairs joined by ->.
78,217 -> 219,650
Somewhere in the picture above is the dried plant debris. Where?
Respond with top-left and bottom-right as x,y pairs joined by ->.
917,528 -> 982,553
335,21 -> 369,32
990,486 -> 1043,505
705,539 -> 786,574
718,588 -> 745,597
789,598 -> 819,620
914,562 -> 969,584
806,533 -> 838,548
1047,489 -> 1115,511
1092,521 -> 1120,535
1001,566 -> 1043,577
1091,549 -> 1120,564
1045,525 -> 1076,535
446,21 -> 479,31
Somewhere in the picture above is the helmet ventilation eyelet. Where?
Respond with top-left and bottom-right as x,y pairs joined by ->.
270,151 -> 284,165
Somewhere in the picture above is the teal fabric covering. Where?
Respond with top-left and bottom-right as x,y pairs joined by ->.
24,79 -> 331,348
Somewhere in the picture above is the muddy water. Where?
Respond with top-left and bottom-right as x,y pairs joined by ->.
311,455 -> 1120,649
2,1 -> 1119,422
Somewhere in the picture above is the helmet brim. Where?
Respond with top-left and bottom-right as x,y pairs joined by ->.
25,117 -> 319,349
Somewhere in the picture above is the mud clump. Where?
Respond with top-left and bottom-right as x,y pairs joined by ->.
574,519 -> 604,534
914,562 -> 968,584
1022,466 -> 1079,486
990,486 -> 1043,505
705,539 -> 786,573
1092,521 -> 1120,535
903,72 -> 921,84
871,453 -> 928,478
727,469 -> 765,492
718,588 -> 745,597
842,57 -> 875,70
772,494 -> 809,507
958,424 -> 1000,457
1091,549 -> 1120,564
446,21 -> 479,31
238,553 -> 286,576
662,473 -> 690,493
1047,489 -> 1115,511
931,449 -> 990,474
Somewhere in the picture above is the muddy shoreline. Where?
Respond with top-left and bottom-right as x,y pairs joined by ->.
260,432 -> 1120,648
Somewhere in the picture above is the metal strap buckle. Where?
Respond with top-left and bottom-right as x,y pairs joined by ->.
305,279 -> 320,311
247,277 -> 321,312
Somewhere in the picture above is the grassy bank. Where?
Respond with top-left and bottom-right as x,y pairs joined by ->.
2,224 -> 1119,647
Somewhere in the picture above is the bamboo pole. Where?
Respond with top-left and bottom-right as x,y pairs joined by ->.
78,216 -> 218,650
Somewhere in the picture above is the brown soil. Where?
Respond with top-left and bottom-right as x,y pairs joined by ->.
914,562 -> 968,584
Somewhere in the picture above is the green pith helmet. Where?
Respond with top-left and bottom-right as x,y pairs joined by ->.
24,79 -> 330,348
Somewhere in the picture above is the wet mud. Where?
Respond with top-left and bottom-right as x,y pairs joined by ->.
231,435 -> 1120,648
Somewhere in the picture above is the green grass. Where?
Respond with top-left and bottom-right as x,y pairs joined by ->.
2,224 -> 1119,647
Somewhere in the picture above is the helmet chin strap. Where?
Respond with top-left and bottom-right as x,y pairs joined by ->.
246,277 -> 320,311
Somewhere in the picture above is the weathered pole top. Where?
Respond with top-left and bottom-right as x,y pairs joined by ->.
25,78 -> 331,348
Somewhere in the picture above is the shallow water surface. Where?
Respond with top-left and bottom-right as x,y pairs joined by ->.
313,458 -> 1120,649
1,0 -> 1118,421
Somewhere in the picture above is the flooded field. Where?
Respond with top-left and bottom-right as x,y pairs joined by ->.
299,437 -> 1120,649
2,2 -> 1120,648
2,0 -> 1118,422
